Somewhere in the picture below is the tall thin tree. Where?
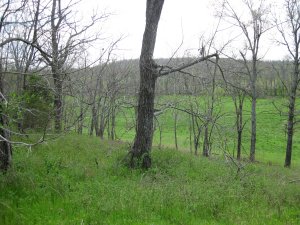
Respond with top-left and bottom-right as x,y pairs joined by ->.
219,0 -> 270,162
275,0 -> 300,167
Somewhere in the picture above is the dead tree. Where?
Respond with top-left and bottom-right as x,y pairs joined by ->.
219,0 -> 270,162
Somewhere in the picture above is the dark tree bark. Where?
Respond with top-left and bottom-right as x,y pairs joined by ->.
202,125 -> 209,157
130,0 -> 218,168
0,70 -> 12,172
130,0 -> 164,169
285,85 -> 296,167
77,106 -> 83,135
250,77 -> 257,162
275,0 -> 300,167
233,91 -> 245,160
0,128 -> 12,172
285,62 -> 299,167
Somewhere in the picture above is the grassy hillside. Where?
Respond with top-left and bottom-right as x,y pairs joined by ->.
1,135 -> 300,224
115,96 -> 300,167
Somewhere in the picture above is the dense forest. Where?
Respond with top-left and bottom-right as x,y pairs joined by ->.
0,0 -> 300,224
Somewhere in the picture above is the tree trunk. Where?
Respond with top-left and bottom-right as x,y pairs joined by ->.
234,95 -> 244,161
285,94 -> 295,167
110,105 -> 116,140
237,129 -> 242,160
202,125 -> 209,157
77,105 -> 83,135
131,70 -> 157,168
0,128 -> 12,172
0,70 -> 12,172
250,94 -> 256,162
174,109 -> 178,150
99,114 -> 106,140
53,80 -> 63,132
189,114 -> 193,154
250,61 -> 257,162
51,0 -> 62,132
284,62 -> 299,167
89,105 -> 96,136
130,0 -> 164,169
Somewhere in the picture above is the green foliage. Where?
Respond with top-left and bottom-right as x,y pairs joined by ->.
10,75 -> 53,130
0,135 -> 299,224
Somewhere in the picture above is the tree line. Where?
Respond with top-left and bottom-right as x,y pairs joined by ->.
0,0 -> 299,172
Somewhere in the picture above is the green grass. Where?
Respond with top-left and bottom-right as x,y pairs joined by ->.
114,95 -> 300,167
1,134 -> 300,224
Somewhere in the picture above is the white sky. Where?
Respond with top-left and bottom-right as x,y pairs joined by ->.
78,0 -> 289,61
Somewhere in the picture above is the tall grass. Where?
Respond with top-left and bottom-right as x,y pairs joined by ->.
1,135 -> 299,224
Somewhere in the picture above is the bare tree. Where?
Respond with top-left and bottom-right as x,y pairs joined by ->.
275,0 -> 300,167
37,0 -> 105,132
219,0 -> 270,162
0,0 -> 27,172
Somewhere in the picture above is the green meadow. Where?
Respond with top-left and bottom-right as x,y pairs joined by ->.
1,95 -> 300,224
1,135 -> 300,224
116,95 -> 300,167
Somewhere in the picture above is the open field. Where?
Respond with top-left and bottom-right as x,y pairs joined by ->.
1,135 -> 300,224
114,95 -> 300,167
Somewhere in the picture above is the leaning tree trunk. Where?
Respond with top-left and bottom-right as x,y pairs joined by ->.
130,0 -> 164,169
130,65 -> 157,168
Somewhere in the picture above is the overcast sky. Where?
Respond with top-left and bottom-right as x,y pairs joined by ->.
78,0 -> 288,61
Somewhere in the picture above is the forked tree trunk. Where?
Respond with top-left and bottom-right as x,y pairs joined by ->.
130,0 -> 164,169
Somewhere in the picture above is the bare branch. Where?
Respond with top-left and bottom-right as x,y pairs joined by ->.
158,53 -> 218,77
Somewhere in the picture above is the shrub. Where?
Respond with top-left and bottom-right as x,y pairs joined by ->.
10,75 -> 53,131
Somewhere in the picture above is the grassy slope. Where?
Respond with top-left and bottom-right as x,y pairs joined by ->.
1,135 -> 300,225
116,96 -> 300,167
